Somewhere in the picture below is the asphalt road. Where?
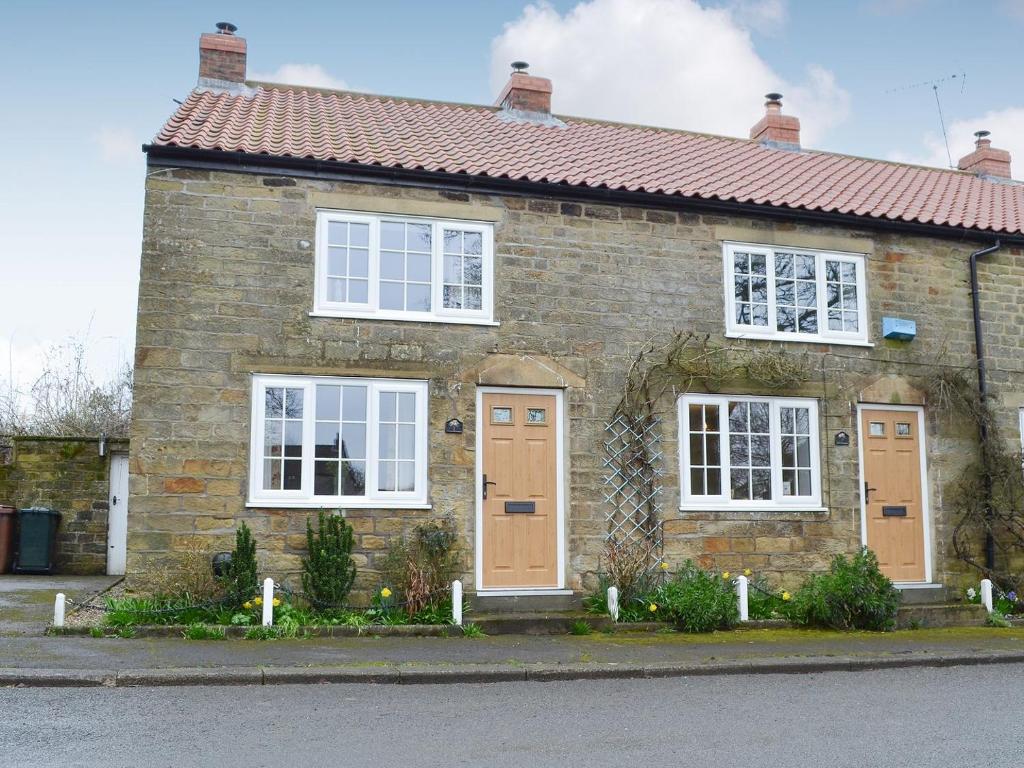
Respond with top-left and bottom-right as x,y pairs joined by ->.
2,664 -> 1022,767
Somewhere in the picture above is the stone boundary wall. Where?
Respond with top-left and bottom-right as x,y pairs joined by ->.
0,436 -> 128,574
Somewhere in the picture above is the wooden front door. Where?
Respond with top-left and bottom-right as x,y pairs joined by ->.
860,408 -> 927,582
480,392 -> 559,589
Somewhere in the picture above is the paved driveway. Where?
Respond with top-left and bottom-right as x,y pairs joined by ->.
0,575 -> 119,635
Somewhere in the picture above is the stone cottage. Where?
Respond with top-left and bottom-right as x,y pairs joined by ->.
131,23 -> 1024,601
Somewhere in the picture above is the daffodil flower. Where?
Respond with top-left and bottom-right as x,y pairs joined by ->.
782,591 -> 791,601
254,597 -> 263,607
659,562 -> 670,571
743,568 -> 752,577
722,571 -> 731,580
381,587 -> 392,599
272,597 -> 281,607
648,603 -> 658,613
242,601 -> 252,610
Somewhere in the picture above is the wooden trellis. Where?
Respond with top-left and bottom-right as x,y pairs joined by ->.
602,413 -> 664,561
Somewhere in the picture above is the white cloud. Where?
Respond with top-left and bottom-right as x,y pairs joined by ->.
250,63 -> 348,90
490,0 -> 849,145
95,127 -> 141,164
890,107 -> 1024,177
725,0 -> 787,34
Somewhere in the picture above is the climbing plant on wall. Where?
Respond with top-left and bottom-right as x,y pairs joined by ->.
601,331 -> 813,570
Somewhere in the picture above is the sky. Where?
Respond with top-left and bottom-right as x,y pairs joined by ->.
2,0 -> 1024,401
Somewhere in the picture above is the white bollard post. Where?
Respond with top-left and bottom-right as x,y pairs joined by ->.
262,578 -> 274,627
53,593 -> 66,628
607,586 -> 619,623
452,580 -> 463,627
736,575 -> 749,622
980,578 -> 994,614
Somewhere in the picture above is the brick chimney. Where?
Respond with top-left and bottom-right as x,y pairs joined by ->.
750,93 -> 800,149
199,22 -> 246,85
495,62 -> 552,115
958,131 -> 1012,179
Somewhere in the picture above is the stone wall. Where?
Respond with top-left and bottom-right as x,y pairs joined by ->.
130,165 -> 1024,594
0,437 -> 128,574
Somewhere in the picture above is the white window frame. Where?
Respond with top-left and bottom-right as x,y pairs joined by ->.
722,241 -> 870,346
248,374 -> 430,509
678,393 -> 823,511
312,209 -> 496,325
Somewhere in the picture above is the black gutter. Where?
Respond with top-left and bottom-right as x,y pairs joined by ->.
142,145 -> 1024,247
969,240 -> 1002,572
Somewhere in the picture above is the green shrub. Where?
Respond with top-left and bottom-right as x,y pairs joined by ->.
787,548 -> 900,631
746,573 -> 787,619
461,622 -> 485,638
182,623 -> 225,640
243,625 -> 281,640
301,511 -> 357,609
219,522 -> 259,608
380,519 -> 462,616
654,561 -> 738,633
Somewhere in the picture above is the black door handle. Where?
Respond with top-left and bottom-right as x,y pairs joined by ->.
864,482 -> 878,503
112,496 -> 118,505
482,474 -> 497,500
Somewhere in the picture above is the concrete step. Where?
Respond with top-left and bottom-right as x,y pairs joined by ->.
468,592 -> 582,614
471,611 -> 609,635
896,603 -> 988,629
897,585 -> 954,605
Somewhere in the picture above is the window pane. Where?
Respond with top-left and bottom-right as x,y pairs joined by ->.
841,262 -> 857,282
464,232 -> 482,255
265,388 -> 283,418
283,460 -> 302,490
464,256 -> 483,286
751,469 -> 771,500
328,221 -> 348,245
729,402 -> 748,432
315,423 -> 340,458
342,386 -> 367,421
398,392 -> 416,422
730,434 -> 749,465
690,468 -> 705,495
341,423 -> 366,460
327,278 -> 346,303
689,434 -> 704,465
327,247 -> 347,276
406,283 -> 431,311
798,309 -> 818,334
397,461 -> 416,492
731,469 -> 749,500
443,285 -> 462,309
264,459 -> 280,490
795,254 -> 816,280
314,461 -> 338,496
444,254 -> 462,283
750,254 -> 766,275
284,421 -> 303,457
349,249 -> 369,278
285,389 -> 304,418
408,224 -> 431,251
775,253 -> 793,278
398,425 -> 416,460
797,469 -> 812,495
350,223 -> 369,247
343,461 -> 366,495
264,420 -> 282,457
776,306 -> 795,333
381,222 -> 404,250
349,279 -> 368,304
749,402 -> 769,433
381,251 -> 404,280
408,253 -> 431,282
381,393 -> 397,422
378,461 -> 396,492
316,385 -> 340,421
379,424 -> 396,459
465,287 -> 482,310
380,282 -> 404,310
706,468 -> 722,495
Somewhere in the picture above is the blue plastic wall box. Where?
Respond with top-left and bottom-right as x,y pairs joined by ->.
882,317 -> 916,341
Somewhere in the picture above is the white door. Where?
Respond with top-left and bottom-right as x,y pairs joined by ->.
107,454 -> 129,576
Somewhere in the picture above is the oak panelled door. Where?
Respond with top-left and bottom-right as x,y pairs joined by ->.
480,392 -> 559,589
860,408 -> 926,582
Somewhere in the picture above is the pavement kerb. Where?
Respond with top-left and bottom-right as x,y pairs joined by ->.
3,650 -> 1024,688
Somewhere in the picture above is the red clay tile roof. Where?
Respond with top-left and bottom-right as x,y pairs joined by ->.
153,85 -> 1024,236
